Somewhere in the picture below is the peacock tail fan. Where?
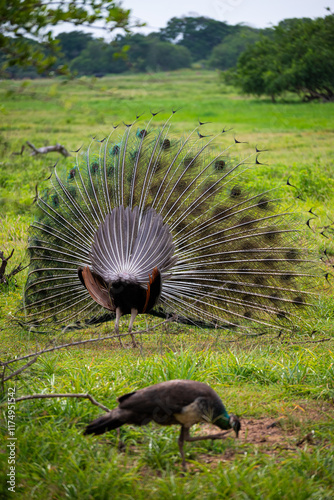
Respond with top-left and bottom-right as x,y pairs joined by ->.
23,112 -> 321,337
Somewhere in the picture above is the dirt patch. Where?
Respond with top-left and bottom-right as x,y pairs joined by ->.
198,417 -> 295,461
189,402 -> 334,469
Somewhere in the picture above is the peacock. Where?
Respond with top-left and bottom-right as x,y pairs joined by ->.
83,379 -> 241,470
23,111 -> 318,345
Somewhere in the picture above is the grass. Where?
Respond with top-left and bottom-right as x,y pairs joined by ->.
0,69 -> 334,499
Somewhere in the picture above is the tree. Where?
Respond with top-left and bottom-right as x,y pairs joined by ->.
160,16 -> 232,61
70,39 -> 128,75
56,31 -> 94,63
208,27 -> 260,70
144,41 -> 191,72
111,33 -> 192,73
0,0 -> 133,75
226,15 -> 334,102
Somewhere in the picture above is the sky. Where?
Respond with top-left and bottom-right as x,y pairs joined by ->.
123,0 -> 331,33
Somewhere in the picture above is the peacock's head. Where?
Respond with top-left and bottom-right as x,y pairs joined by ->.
229,414 -> 241,438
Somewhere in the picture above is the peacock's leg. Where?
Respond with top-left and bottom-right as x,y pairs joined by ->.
128,308 -> 138,347
115,307 -> 123,347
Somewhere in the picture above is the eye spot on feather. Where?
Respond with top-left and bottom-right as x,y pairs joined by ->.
68,167 -> 77,179
241,242 -> 256,252
293,295 -> 304,306
258,197 -> 269,209
90,162 -> 99,174
263,255 -> 274,266
183,157 -> 194,168
174,221 -> 187,233
211,205 -> 229,221
110,145 -> 120,156
67,186 -> 77,199
264,227 -> 277,241
162,138 -> 170,149
286,249 -> 299,261
202,182 -> 216,196
176,179 -> 188,193
239,216 -> 255,227
137,129 -> 147,139
230,186 -> 242,198
269,292 -> 280,303
214,160 -> 225,171
227,282 -> 240,291
51,194 -> 59,208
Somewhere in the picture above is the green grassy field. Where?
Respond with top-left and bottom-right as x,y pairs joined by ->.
1,70 -> 334,499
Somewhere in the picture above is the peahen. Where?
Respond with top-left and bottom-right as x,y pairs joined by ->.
83,379 -> 241,470
23,112 -> 318,344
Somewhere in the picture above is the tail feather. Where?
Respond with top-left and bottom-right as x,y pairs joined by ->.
84,409 -> 123,436
22,112 -> 321,334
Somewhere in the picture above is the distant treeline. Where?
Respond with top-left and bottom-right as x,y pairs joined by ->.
2,14 -> 333,102
1,17 -> 263,78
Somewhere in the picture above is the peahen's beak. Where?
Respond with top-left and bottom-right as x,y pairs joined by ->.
229,414 -> 241,438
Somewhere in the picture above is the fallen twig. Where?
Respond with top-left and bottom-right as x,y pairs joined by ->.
289,338 -> 332,345
0,249 -> 26,285
26,141 -> 71,157
3,357 -> 38,383
1,392 -> 110,412
296,432 -> 315,446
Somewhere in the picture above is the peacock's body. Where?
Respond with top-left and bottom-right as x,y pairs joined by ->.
24,113 -> 318,341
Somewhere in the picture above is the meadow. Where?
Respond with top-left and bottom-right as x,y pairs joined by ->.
0,69 -> 334,499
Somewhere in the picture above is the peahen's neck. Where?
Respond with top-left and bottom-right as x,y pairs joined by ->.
213,412 -> 231,430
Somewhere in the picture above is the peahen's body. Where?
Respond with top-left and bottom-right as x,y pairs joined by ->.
24,112 -> 318,342
83,379 -> 241,470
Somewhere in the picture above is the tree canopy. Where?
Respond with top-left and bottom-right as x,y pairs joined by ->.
225,14 -> 334,101
208,27 -> 261,70
0,0 -> 132,75
160,16 -> 232,61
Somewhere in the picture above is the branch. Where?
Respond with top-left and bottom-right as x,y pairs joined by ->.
0,317 -> 174,368
0,249 -> 14,277
3,356 -> 38,382
1,393 -> 110,412
288,338 -> 332,345
26,141 -> 71,157
0,249 -> 26,285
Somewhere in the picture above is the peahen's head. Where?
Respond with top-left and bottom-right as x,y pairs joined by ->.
229,414 -> 241,438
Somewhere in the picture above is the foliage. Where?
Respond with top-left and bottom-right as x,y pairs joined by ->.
226,14 -> 334,102
208,27 -> 261,70
55,31 -> 94,63
160,16 -> 232,61
139,40 -> 191,72
69,33 -> 192,75
0,0 -> 132,75
70,39 -> 128,76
